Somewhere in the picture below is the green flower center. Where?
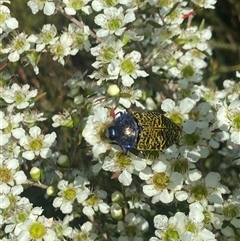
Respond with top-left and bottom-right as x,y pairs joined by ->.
17,212 -> 28,223
163,227 -> 180,241
102,46 -> 116,62
181,65 -> 195,78
75,232 -> 88,241
63,187 -> 77,201
29,222 -> 46,239
70,0 -> 83,9
171,159 -> 189,174
104,0 -> 118,7
0,12 -> 6,24
2,194 -> 17,216
108,18 -> 122,31
54,223 -> 63,239
115,152 -> 132,169
203,210 -> 211,225
232,113 -> 240,130
143,150 -> 160,160
184,132 -> 200,146
186,221 -> 197,234
42,32 -> 55,43
87,195 -> 98,206
203,91 -> 215,102
0,166 -> 12,183
15,91 -> 26,104
222,204 -> 239,219
190,184 -> 208,201
13,37 -> 26,51
29,137 -> 43,151
121,59 -> 135,75
51,43 -> 65,56
152,172 -> 170,190
75,33 -> 84,45
125,225 -> 137,237
168,113 -> 183,125
98,66 -> 109,78
232,83 -> 240,94
4,122 -> 12,134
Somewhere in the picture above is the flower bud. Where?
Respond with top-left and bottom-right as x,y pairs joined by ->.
111,191 -> 124,203
107,84 -> 120,97
57,155 -> 70,167
30,167 -> 41,181
46,185 -> 57,196
110,203 -> 123,220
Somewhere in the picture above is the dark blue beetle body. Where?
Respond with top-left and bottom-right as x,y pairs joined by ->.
107,111 -> 182,154
108,113 -> 139,153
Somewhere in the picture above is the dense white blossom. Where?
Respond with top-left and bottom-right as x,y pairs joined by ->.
2,1 -> 240,240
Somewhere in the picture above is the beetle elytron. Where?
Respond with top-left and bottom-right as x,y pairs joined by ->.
107,111 -> 182,154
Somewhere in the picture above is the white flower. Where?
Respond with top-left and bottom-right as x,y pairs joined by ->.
91,0 -> 128,12
23,110 -> 47,125
91,38 -> 123,68
103,149 -> 146,186
68,222 -> 97,240
17,215 -> 56,241
27,0 -> 55,15
117,213 -> 149,241
94,7 -> 135,37
217,98 -> 240,145
19,126 -> 57,161
0,5 -> 18,34
161,97 -> 195,120
0,183 -> 11,209
0,111 -> 25,145
1,83 -> 38,109
222,79 -> 240,102
119,87 -> 144,109
162,4 -> 185,25
219,193 -> 240,229
82,190 -> 110,216
151,213 -> 191,240
4,197 -> 33,235
141,159 -> 183,203
49,215 -> 73,240
191,0 -> 217,9
2,33 -> 32,62
52,109 -> 74,128
187,172 -> 230,206
125,186 -> 151,211
63,0 -> 92,15
35,24 -> 58,52
63,23 -> 91,55
180,26 -> 212,51
0,111 -> 9,129
0,158 -> 27,186
53,176 -> 90,214
49,33 -> 72,65
82,106 -> 113,158
151,211 -> 217,241
108,50 -> 148,87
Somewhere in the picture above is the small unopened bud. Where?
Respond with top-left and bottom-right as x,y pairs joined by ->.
111,191 -> 124,203
46,185 -> 57,196
74,95 -> 84,105
30,167 -> 41,181
110,203 -> 123,220
107,84 -> 120,97
57,155 -> 70,167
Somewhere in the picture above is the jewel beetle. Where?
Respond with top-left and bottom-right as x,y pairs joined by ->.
107,111 -> 182,154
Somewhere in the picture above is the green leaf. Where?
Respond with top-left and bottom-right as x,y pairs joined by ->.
165,2 -> 180,17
